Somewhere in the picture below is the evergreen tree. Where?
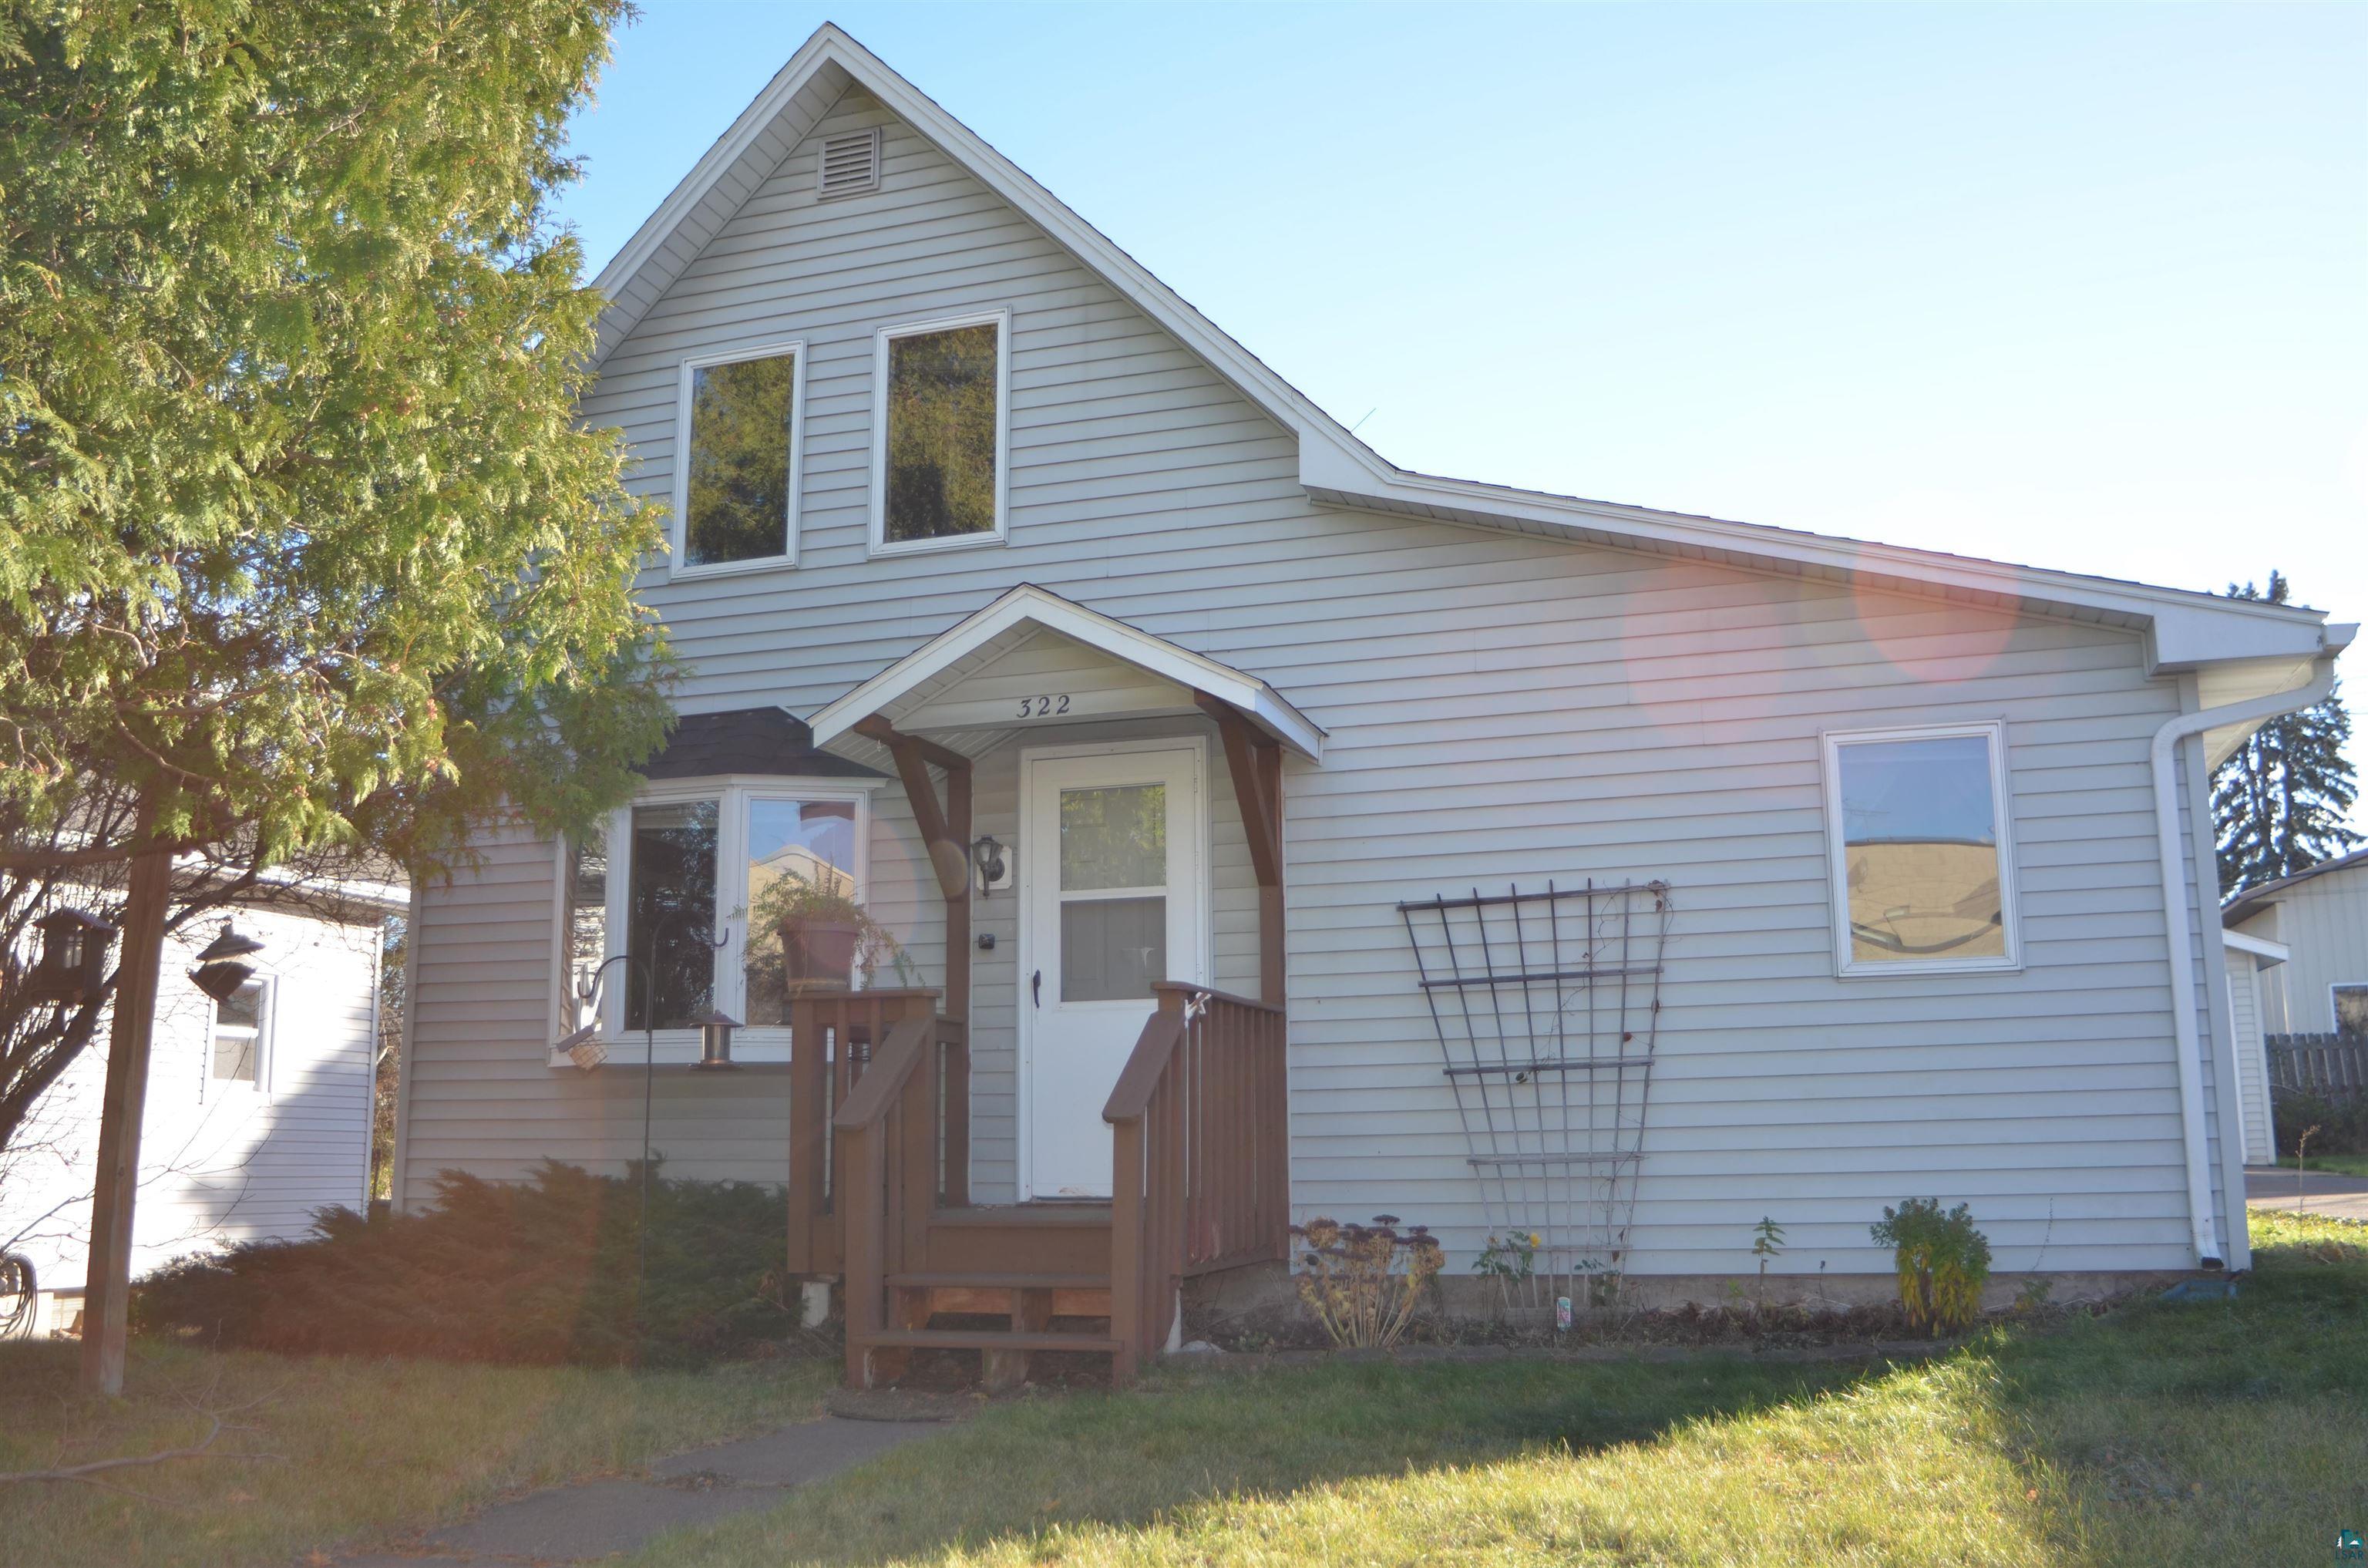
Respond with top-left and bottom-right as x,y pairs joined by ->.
2212,572 -> 2362,896
0,1 -> 671,1163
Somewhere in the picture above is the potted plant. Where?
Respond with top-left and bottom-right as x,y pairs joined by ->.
748,870 -> 913,996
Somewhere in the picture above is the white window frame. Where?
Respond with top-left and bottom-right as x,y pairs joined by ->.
670,339 -> 806,580
205,975 -> 274,1097
867,308 -> 1011,557
2332,983 -> 2368,1036
553,775 -> 883,1067
1819,720 -> 2021,978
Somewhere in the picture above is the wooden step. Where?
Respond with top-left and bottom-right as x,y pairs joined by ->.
886,1271 -> 1108,1290
922,1205 -> 1112,1275
858,1327 -> 1122,1354
887,1270 -> 1112,1318
929,1204 -> 1112,1226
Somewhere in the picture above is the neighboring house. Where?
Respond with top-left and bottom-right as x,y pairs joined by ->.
2220,927 -> 2292,1166
389,27 -> 2353,1384
2222,848 -> 2368,1036
2222,847 -> 2368,1164
2,886 -> 396,1338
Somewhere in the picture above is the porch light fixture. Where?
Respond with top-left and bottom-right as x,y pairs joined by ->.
27,910 -> 116,1007
689,1008 -> 742,1071
190,922 -> 266,1005
970,835 -> 1006,897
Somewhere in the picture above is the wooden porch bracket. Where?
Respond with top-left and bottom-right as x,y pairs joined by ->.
1193,693 -> 1285,1004
853,715 -> 973,1024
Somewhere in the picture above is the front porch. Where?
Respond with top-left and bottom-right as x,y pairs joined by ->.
785,586 -> 1319,1386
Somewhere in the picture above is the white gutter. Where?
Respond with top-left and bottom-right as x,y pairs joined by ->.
2151,658 -> 2336,1267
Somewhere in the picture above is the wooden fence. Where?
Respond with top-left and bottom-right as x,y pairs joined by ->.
2266,1034 -> 2368,1095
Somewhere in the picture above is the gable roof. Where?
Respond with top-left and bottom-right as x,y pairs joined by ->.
806,584 -> 1325,760
2222,846 -> 2368,927
592,24 -> 2349,682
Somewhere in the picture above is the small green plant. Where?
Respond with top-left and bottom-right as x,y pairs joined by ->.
1869,1198 -> 1992,1336
2016,1276 -> 2054,1314
1472,1230 -> 1539,1311
1751,1216 -> 1785,1307
1290,1216 -> 1443,1350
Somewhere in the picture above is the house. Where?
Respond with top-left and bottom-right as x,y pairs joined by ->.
386,25 -> 2352,1385
2220,926 -> 2292,1166
2222,847 -> 2368,1160
2,882 -> 398,1339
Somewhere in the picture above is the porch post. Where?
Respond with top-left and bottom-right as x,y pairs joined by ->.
853,717 -> 973,1024
1196,695 -> 1286,1004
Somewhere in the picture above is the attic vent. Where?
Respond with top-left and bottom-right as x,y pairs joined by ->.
817,128 -> 881,198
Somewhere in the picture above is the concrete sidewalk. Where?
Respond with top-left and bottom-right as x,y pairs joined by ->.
338,1413 -> 943,1566
2245,1166 -> 2368,1223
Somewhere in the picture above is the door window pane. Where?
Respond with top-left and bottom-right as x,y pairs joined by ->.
210,981 -> 264,1082
883,323 -> 998,543
627,800 -> 719,1030
1061,897 -> 1166,1002
567,822 -> 607,1028
742,799 -> 859,1024
1059,784 -> 1166,891
684,352 -> 796,567
1835,734 -> 2006,964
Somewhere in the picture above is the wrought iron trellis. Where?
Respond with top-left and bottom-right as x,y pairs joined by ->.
1399,880 -> 1671,1308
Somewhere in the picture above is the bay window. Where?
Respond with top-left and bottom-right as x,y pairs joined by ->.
560,778 -> 875,1061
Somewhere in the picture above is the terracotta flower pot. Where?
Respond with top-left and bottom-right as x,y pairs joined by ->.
779,914 -> 859,990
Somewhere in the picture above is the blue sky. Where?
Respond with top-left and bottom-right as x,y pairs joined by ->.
553,2 -> 2368,817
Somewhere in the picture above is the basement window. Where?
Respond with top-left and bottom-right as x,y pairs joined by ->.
870,312 -> 1008,554
674,342 -> 804,574
1821,722 -> 2020,977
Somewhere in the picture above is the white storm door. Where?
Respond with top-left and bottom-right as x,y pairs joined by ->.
1020,744 -> 1203,1200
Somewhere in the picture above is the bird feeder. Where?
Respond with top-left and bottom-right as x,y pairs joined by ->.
26,910 -> 116,1007
190,922 -> 266,1005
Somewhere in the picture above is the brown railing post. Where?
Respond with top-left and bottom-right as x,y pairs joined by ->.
839,1114 -> 886,1388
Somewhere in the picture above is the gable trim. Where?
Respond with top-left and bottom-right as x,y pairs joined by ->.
806,584 -> 1325,761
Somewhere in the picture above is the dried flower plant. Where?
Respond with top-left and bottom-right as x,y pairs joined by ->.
1290,1215 -> 1443,1350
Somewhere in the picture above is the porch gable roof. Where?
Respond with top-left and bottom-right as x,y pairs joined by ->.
806,585 -> 1324,762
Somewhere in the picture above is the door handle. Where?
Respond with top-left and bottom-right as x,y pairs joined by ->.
1031,969 -> 1041,1008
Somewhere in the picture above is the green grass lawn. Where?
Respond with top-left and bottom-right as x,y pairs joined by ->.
628,1210 -> 2368,1567
0,1341 -> 832,1567
2274,1151 -> 2368,1179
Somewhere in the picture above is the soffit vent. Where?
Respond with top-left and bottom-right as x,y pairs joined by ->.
817,127 -> 881,198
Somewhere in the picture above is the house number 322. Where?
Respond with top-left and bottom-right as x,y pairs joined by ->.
1016,695 -> 1071,718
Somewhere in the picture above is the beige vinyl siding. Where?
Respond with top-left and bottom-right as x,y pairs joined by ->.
2251,863 -> 2368,1035
399,85 -> 2238,1277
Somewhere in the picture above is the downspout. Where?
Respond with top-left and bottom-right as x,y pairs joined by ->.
2150,658 -> 2335,1267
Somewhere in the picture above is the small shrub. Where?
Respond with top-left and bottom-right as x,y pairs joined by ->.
1868,1198 -> 1991,1337
132,1159 -> 802,1368
1472,1230 -> 1538,1311
1751,1216 -> 1785,1307
1290,1215 -> 1442,1350
2275,1086 -> 2368,1157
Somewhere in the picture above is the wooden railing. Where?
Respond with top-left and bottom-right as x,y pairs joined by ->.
785,988 -> 960,1276
833,1009 -> 969,1388
1104,983 -> 1289,1381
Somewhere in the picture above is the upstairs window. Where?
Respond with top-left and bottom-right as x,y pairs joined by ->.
209,978 -> 269,1089
872,312 -> 1007,553
1821,722 -> 2019,976
675,344 -> 802,573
